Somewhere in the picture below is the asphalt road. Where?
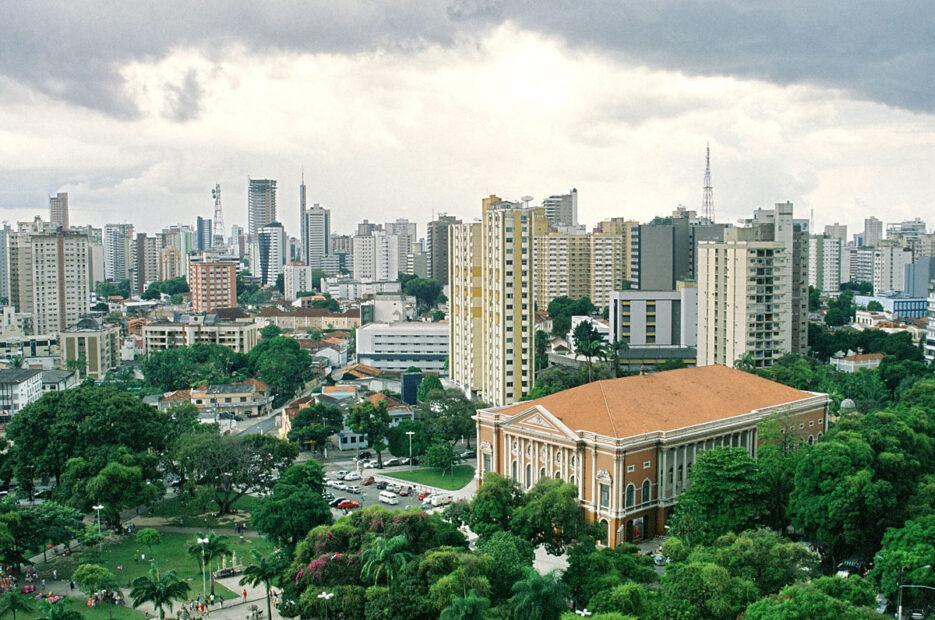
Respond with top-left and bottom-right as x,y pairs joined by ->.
322,462 -> 446,515
239,412 -> 281,435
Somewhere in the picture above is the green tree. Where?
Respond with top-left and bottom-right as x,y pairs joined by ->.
275,273 -> 284,294
346,401 -> 392,466
187,532 -> 231,595
386,419 -> 431,458
547,296 -> 596,338
260,324 -> 283,339
511,478 -> 586,555
38,600 -> 80,620
439,590 -> 492,620
417,374 -> 444,402
240,549 -> 287,620
136,528 -> 162,557
174,433 -> 298,514
287,403 -> 344,453
866,300 -> 884,311
0,591 -> 33,620
756,410 -> 808,533
418,388 -> 477,446
535,330 -> 550,371
870,514 -> 935,600
743,581 -> 877,619
475,531 -> 535,601
360,535 -> 413,586
572,320 -> 607,383
423,441 -> 461,477
661,562 -> 758,620
733,352 -> 756,373
669,447 -> 765,546
247,336 -> 312,406
72,563 -> 117,597
812,575 -> 877,607
468,473 -> 524,538
251,461 -> 332,548
85,462 -> 162,527
403,278 -> 444,308
508,568 -> 568,620
588,583 -> 652,617
129,566 -> 191,620
808,285 -> 821,312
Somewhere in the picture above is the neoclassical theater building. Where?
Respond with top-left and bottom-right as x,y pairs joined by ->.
473,365 -> 829,547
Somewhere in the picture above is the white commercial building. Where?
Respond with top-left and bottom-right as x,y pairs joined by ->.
356,322 -> 449,372
322,277 -> 401,301
283,263 -> 314,302
252,222 -> 286,287
352,232 -> 400,282
808,235 -> 843,294
609,285 -> 698,348
873,242 -> 913,293
0,369 -> 43,417
302,204 -> 330,270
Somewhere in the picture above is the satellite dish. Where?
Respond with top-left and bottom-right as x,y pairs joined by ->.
521,195 -> 534,204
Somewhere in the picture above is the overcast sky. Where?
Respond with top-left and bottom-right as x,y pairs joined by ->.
1,1 -> 933,240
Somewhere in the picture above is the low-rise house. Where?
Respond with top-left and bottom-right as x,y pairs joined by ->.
0,368 -> 43,418
142,312 -> 257,354
830,352 -> 885,373
256,307 -> 360,332
41,369 -> 77,393
190,381 -> 272,418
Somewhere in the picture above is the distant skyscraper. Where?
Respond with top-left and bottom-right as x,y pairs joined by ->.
229,224 -> 244,257
103,223 -> 134,282
303,204 -> 331,270
542,189 -> 578,228
130,233 -> 158,295
196,216 -> 213,252
0,223 -> 10,302
864,216 -> 883,247
49,192 -> 69,229
823,223 -> 848,243
252,222 -> 286,287
426,214 -> 461,286
247,179 -> 277,237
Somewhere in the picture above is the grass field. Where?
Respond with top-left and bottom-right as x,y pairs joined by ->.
384,465 -> 475,491
150,495 -> 259,529
39,532 -> 275,602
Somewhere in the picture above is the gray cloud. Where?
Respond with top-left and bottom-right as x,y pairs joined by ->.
0,1 -> 932,118
164,70 -> 203,122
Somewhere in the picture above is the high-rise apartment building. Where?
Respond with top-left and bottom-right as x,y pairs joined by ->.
357,220 -> 382,236
49,192 -> 69,229
130,233 -> 158,295
808,235 -> 843,295
823,223 -> 848,243
352,233 -> 400,282
283,263 -> 314,301
247,179 -> 277,237
849,246 -> 875,283
864,216 -> 883,247
925,293 -> 935,364
886,218 -> 926,243
159,247 -> 182,282
385,219 -> 417,254
590,227 -> 628,308
449,195 -> 547,406
533,231 -> 591,309
9,218 -> 89,335
229,224 -> 245,257
252,222 -> 286,287
195,216 -> 213,252
427,215 -> 461,286
542,189 -> 578,229
189,255 -> 238,312
873,241 -> 913,293
297,175 -> 307,264
697,229 -> 790,369
103,223 -> 133,282
0,223 -> 11,302
302,204 -> 331,270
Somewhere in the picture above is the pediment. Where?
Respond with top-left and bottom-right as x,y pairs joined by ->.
503,405 -> 577,439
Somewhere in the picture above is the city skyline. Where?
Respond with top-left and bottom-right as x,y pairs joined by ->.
1,4 -> 934,237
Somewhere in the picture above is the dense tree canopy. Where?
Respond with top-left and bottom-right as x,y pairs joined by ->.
143,344 -> 250,392
287,403 -> 344,453
251,461 -> 332,549
548,296 -> 597,338
346,401 -> 391,465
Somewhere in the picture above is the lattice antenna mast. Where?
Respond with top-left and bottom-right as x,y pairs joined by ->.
702,144 -> 714,223
211,184 -> 225,247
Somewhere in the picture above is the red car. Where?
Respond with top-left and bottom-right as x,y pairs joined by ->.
337,500 -> 360,510
361,476 -> 376,486
417,490 -> 431,501
399,487 -> 411,496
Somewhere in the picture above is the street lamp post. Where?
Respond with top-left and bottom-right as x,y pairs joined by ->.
897,565 -> 932,620
317,591 -> 334,620
197,537 -> 209,602
92,504 -> 104,561
406,431 -> 415,471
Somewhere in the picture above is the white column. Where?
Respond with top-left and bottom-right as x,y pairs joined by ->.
660,448 -> 668,500
534,441 -> 539,483
578,446 -> 584,500
548,444 -> 554,477
591,447 -> 597,508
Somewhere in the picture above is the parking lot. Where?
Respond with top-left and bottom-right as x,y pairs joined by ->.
322,462 -> 450,515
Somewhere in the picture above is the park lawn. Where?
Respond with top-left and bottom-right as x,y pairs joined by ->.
38,532 -> 276,602
150,494 -> 259,529
22,597 -> 146,620
384,465 -> 475,491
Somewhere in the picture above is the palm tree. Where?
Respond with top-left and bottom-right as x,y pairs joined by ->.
360,535 -> 413,586
187,531 -> 231,595
130,566 -> 191,620
0,591 -> 34,620
572,321 -> 607,383
609,338 -> 629,378
240,549 -> 287,620
508,568 -> 569,620
733,352 -> 756,373
440,590 -> 491,620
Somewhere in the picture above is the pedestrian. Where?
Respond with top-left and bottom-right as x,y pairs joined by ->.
69,580 -> 74,590
52,569 -> 57,581
242,589 -> 247,602
209,594 -> 215,606
219,597 -> 223,608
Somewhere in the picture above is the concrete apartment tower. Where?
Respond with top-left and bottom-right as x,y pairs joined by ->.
247,179 -> 277,238
303,204 -> 331,271
449,195 -> 547,406
864,216 -> 883,248
49,192 -> 69,229
426,214 -> 461,286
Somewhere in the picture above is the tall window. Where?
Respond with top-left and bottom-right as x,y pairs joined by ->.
483,454 -> 491,473
525,464 -> 532,488
599,484 -> 610,508
642,480 -> 651,504
512,460 -> 517,481
625,484 -> 635,509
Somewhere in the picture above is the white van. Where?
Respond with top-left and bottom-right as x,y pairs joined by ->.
430,494 -> 452,507
379,490 -> 399,505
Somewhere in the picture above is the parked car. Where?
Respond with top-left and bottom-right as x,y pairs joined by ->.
328,496 -> 348,507
398,487 -> 410,496
344,472 -> 361,481
325,480 -> 339,488
417,490 -> 432,501
399,457 -> 410,465
387,483 -> 401,494
337,500 -> 360,510
460,449 -> 475,459
653,554 -> 668,566
376,481 -> 388,490
383,458 -> 400,467
347,485 -> 361,494
322,491 -> 335,502
431,494 -> 453,507
364,460 -> 380,469
361,476 -> 376,486
333,482 -> 349,491
334,471 -> 349,480
357,450 -> 372,460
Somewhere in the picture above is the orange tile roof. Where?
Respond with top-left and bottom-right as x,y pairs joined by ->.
323,385 -> 357,394
841,353 -> 885,362
164,389 -> 192,401
366,392 -> 407,408
498,365 -> 816,438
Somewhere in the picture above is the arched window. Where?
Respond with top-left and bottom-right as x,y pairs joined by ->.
807,435 -> 814,445
625,483 -> 635,508
539,467 -> 546,481
512,460 -> 518,481
554,471 -> 562,480
525,464 -> 532,487
642,479 -> 651,504
570,475 -> 576,487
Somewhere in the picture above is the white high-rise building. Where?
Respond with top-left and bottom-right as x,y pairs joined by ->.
352,233 -> 399,282
0,223 -> 11,302
449,195 -> 548,406
808,235 -> 843,295
247,179 -> 277,238
864,216 -> 883,247
252,222 -> 286,287
49,192 -> 69,230
873,242 -> 913,293
697,229 -> 791,369
302,204 -> 331,270
823,223 -> 847,243
283,263 -> 314,301
103,223 -> 133,282
542,189 -> 578,228
8,218 -> 89,335
924,292 -> 935,364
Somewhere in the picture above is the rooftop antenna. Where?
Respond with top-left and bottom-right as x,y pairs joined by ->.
702,144 -> 714,223
211,184 -> 225,247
